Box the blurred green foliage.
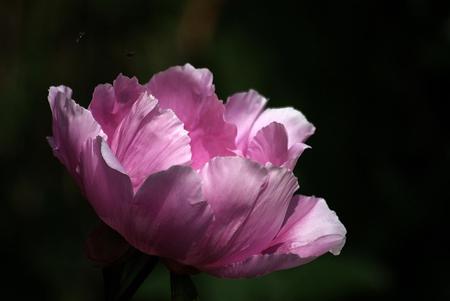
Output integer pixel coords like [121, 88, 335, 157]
[1, 0, 449, 300]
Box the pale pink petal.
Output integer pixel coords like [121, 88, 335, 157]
[89, 74, 145, 138]
[224, 90, 267, 150]
[206, 195, 345, 278]
[108, 93, 191, 189]
[122, 166, 213, 265]
[197, 157, 298, 267]
[283, 143, 310, 170]
[197, 157, 267, 264]
[205, 252, 312, 278]
[48, 86, 105, 180]
[271, 195, 346, 256]
[147, 64, 236, 168]
[246, 122, 289, 167]
[250, 108, 316, 148]
[79, 137, 133, 229]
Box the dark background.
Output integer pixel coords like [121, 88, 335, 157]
[1, 0, 449, 300]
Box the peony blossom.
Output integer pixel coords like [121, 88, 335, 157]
[48, 64, 346, 278]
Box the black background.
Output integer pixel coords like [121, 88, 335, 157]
[1, 0, 449, 300]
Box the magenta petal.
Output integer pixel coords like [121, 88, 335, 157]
[198, 157, 298, 267]
[272, 195, 346, 257]
[250, 108, 316, 148]
[122, 166, 213, 265]
[224, 90, 267, 150]
[147, 64, 236, 168]
[89, 74, 145, 138]
[48, 86, 105, 180]
[79, 137, 133, 228]
[109, 93, 191, 189]
[247, 122, 289, 167]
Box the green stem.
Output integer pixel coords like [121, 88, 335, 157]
[103, 263, 124, 301]
[117, 256, 158, 301]
[170, 272, 199, 301]
[102, 253, 158, 301]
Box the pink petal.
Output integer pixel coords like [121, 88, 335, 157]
[247, 122, 289, 167]
[122, 166, 213, 265]
[206, 252, 312, 278]
[197, 157, 298, 267]
[207, 195, 346, 278]
[147, 64, 236, 168]
[48, 86, 105, 180]
[250, 108, 316, 148]
[197, 157, 267, 264]
[89, 74, 145, 138]
[271, 195, 347, 257]
[283, 143, 310, 170]
[79, 137, 133, 229]
[108, 93, 191, 190]
[224, 90, 267, 151]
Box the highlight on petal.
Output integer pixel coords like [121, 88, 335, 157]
[197, 157, 298, 267]
[48, 85, 105, 179]
[147, 64, 236, 168]
[250, 107, 316, 148]
[79, 136, 133, 228]
[224, 90, 267, 150]
[243, 121, 310, 170]
[108, 93, 191, 189]
[283, 142, 310, 170]
[247, 122, 289, 166]
[197, 157, 268, 265]
[147, 64, 213, 127]
[121, 166, 213, 265]
[272, 195, 347, 256]
[207, 195, 346, 278]
[206, 252, 311, 279]
[89, 74, 146, 138]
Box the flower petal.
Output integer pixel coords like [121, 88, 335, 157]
[197, 157, 267, 264]
[206, 252, 312, 278]
[109, 93, 191, 189]
[224, 90, 267, 150]
[89, 74, 145, 138]
[271, 195, 347, 257]
[283, 142, 310, 170]
[48, 86, 105, 180]
[197, 157, 298, 267]
[250, 108, 316, 148]
[147, 64, 236, 168]
[205, 195, 346, 278]
[122, 166, 213, 265]
[247, 122, 289, 167]
[79, 137, 133, 229]
[206, 195, 346, 278]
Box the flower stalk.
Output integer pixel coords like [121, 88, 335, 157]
[103, 253, 158, 301]
[170, 272, 199, 301]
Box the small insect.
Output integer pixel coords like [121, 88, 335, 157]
[76, 32, 85, 43]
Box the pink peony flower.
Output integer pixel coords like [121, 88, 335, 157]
[48, 64, 346, 278]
